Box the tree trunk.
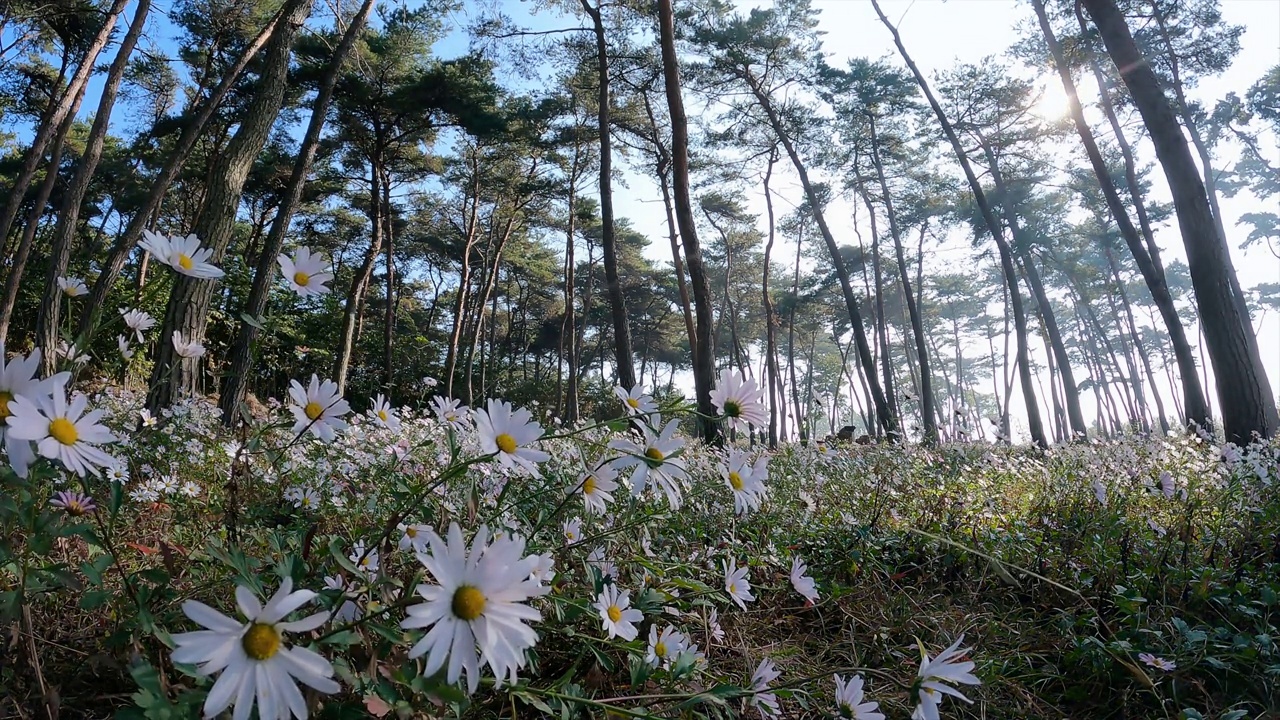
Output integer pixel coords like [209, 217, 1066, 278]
[381, 166, 396, 393]
[658, 0, 718, 442]
[442, 150, 482, 396]
[873, 0, 1045, 446]
[562, 135, 581, 423]
[335, 165, 383, 394]
[1082, 0, 1278, 443]
[1107, 248, 1170, 433]
[76, 9, 284, 342]
[762, 149, 782, 448]
[32, 0, 150, 369]
[219, 0, 375, 422]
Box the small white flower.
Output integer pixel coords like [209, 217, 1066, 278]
[646, 624, 687, 668]
[609, 417, 688, 509]
[595, 584, 643, 640]
[614, 384, 657, 416]
[710, 369, 767, 432]
[401, 523, 548, 693]
[368, 394, 401, 431]
[180, 480, 201, 497]
[834, 673, 884, 719]
[117, 335, 134, 360]
[1138, 652, 1176, 671]
[578, 462, 620, 514]
[140, 230, 225, 279]
[171, 331, 206, 359]
[724, 449, 768, 515]
[119, 308, 156, 341]
[723, 558, 754, 610]
[911, 635, 980, 720]
[6, 378, 116, 477]
[748, 658, 781, 717]
[563, 517, 582, 545]
[57, 276, 88, 297]
[397, 521, 430, 552]
[170, 578, 338, 720]
[278, 247, 334, 297]
[139, 409, 157, 427]
[0, 345, 65, 477]
[1091, 478, 1107, 506]
[1158, 470, 1176, 500]
[349, 540, 379, 576]
[287, 375, 350, 442]
[528, 553, 555, 585]
[423, 376, 439, 388]
[56, 341, 87, 364]
[431, 396, 470, 430]
[475, 399, 549, 477]
[789, 556, 818, 604]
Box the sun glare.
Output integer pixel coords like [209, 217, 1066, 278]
[1034, 79, 1073, 120]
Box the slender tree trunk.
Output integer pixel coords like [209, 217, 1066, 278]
[581, 0, 635, 389]
[562, 138, 581, 423]
[1080, 0, 1275, 442]
[76, 10, 284, 342]
[442, 151, 482, 396]
[658, 0, 718, 441]
[220, 0, 374, 420]
[1107, 248, 1170, 433]
[859, 189, 899, 428]
[874, 0, 1044, 446]
[762, 149, 782, 448]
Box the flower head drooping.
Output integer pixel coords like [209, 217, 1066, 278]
[171, 331, 206, 359]
[723, 558, 754, 610]
[528, 554, 555, 586]
[140, 230, 225, 279]
[0, 345, 66, 477]
[278, 247, 334, 297]
[834, 674, 885, 719]
[368, 394, 401, 431]
[710, 369, 767, 433]
[475, 399, 549, 477]
[609, 417, 688, 509]
[117, 335, 134, 360]
[646, 624, 687, 668]
[724, 449, 768, 515]
[57, 276, 88, 297]
[789, 556, 818, 605]
[287, 375, 350, 443]
[614, 384, 658, 417]
[748, 658, 781, 717]
[57, 341, 87, 365]
[6, 377, 116, 477]
[595, 584, 642, 641]
[562, 517, 582, 545]
[171, 578, 339, 720]
[431, 396, 470, 431]
[120, 308, 156, 342]
[578, 461, 620, 515]
[50, 490, 96, 516]
[401, 523, 548, 694]
[911, 635, 980, 720]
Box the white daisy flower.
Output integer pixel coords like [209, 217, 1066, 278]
[587, 546, 617, 582]
[710, 369, 767, 432]
[171, 331, 205, 359]
[286, 487, 320, 510]
[789, 556, 818, 604]
[707, 608, 725, 642]
[117, 335, 134, 360]
[609, 417, 688, 509]
[528, 554, 555, 586]
[834, 674, 884, 719]
[105, 463, 129, 484]
[578, 462, 620, 515]
[6, 379, 116, 477]
[56, 341, 87, 364]
[57, 276, 88, 297]
[140, 230, 225, 279]
[287, 375, 350, 442]
[563, 517, 582, 545]
[139, 409, 157, 427]
[401, 523, 548, 693]
[724, 449, 768, 515]
[474, 399, 549, 477]
[911, 634, 980, 720]
[748, 658, 781, 717]
[171, 578, 338, 720]
[723, 558, 754, 610]
[0, 345, 65, 477]
[423, 375, 439, 388]
[397, 521, 430, 552]
[180, 480, 201, 497]
[368, 394, 401, 431]
[1138, 652, 1176, 671]
[349, 540, 379, 577]
[646, 624, 687, 668]
[120, 308, 156, 341]
[595, 584, 642, 641]
[614, 384, 657, 416]
[1091, 478, 1107, 506]
[277, 247, 334, 297]
[430, 396, 470, 430]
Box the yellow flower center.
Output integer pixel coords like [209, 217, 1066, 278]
[729, 471, 744, 491]
[626, 397, 640, 409]
[241, 622, 281, 661]
[63, 286, 76, 296]
[0, 391, 12, 419]
[451, 585, 486, 621]
[582, 476, 597, 495]
[304, 401, 324, 420]
[49, 417, 78, 446]
[645, 447, 665, 462]
[293, 271, 311, 287]
[607, 605, 622, 623]
[655, 641, 667, 658]
[405, 526, 417, 538]
[377, 410, 388, 421]
[177, 254, 194, 271]
[495, 433, 517, 454]
[723, 400, 742, 418]
[301, 496, 312, 507]
[65, 499, 89, 516]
